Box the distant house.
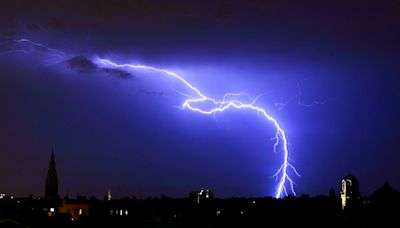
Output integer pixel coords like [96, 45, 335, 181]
[59, 199, 89, 221]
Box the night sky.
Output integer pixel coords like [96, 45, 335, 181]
[0, 0, 399, 198]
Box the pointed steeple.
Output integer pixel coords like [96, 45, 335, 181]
[45, 149, 59, 199]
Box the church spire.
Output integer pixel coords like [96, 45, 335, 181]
[45, 149, 59, 199]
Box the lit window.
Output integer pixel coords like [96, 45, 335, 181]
[347, 180, 352, 187]
[50, 208, 55, 212]
[125, 210, 128, 216]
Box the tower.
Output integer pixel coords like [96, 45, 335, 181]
[45, 150, 59, 199]
[340, 174, 360, 210]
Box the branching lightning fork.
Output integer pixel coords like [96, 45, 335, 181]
[94, 58, 300, 198]
[1, 37, 300, 198]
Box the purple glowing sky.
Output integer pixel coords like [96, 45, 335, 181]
[0, 0, 399, 198]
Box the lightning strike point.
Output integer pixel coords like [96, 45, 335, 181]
[94, 57, 299, 198]
[3, 37, 299, 198]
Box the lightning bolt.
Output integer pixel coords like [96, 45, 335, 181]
[0, 36, 70, 60]
[94, 58, 300, 198]
[1, 37, 300, 198]
[274, 81, 331, 110]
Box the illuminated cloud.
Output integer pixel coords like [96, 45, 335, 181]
[65, 56, 133, 79]
[66, 56, 97, 73]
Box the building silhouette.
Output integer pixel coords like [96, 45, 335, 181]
[45, 150, 59, 200]
[370, 181, 400, 207]
[189, 189, 213, 204]
[340, 174, 360, 210]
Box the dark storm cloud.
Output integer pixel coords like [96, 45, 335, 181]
[66, 56, 97, 73]
[1, 0, 400, 198]
[80, 0, 199, 20]
[46, 19, 65, 29]
[0, 0, 199, 20]
[0, 19, 16, 36]
[238, 0, 275, 9]
[65, 56, 133, 79]
[25, 23, 41, 31]
[215, 6, 236, 22]
[0, 0, 258, 27]
[102, 68, 132, 79]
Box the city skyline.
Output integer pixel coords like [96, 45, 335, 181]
[0, 149, 395, 200]
[1, 0, 400, 198]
